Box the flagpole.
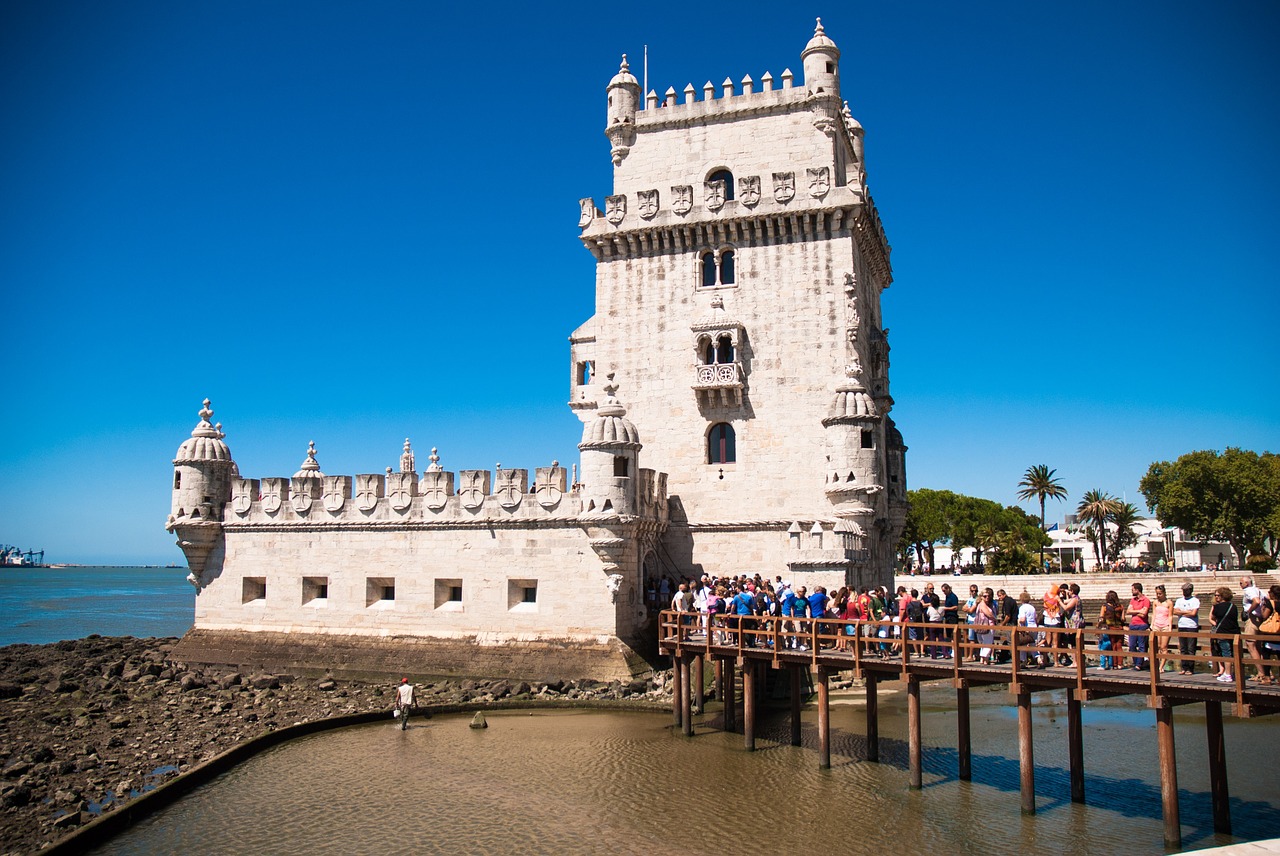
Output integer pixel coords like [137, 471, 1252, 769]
[643, 45, 648, 106]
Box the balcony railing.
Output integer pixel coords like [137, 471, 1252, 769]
[693, 362, 743, 406]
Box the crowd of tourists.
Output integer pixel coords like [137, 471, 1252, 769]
[653, 573, 1280, 682]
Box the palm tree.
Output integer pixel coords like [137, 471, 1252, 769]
[1017, 465, 1068, 569]
[1077, 489, 1120, 570]
[1107, 501, 1143, 564]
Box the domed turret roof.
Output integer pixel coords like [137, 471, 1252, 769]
[175, 399, 233, 463]
[609, 54, 639, 88]
[579, 376, 641, 450]
[803, 18, 839, 57]
[293, 441, 324, 479]
[824, 365, 878, 424]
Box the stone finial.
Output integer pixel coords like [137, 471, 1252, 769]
[602, 372, 619, 400]
[294, 440, 324, 479]
[721, 77, 734, 98]
[664, 86, 676, 107]
[741, 74, 753, 95]
[703, 80, 715, 100]
[646, 89, 658, 109]
[427, 447, 442, 472]
[815, 17, 825, 36]
[191, 398, 219, 438]
[710, 294, 725, 311]
[400, 438, 415, 473]
[683, 83, 695, 104]
[761, 71, 774, 92]
[781, 68, 794, 89]
[619, 54, 629, 73]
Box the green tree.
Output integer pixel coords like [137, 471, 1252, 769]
[1107, 501, 1143, 563]
[1077, 490, 1120, 568]
[1140, 448, 1280, 565]
[1016, 465, 1068, 569]
[902, 488, 961, 570]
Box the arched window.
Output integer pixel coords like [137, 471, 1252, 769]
[703, 339, 717, 365]
[719, 250, 735, 284]
[716, 334, 734, 364]
[701, 252, 717, 288]
[708, 423, 736, 464]
[709, 169, 735, 201]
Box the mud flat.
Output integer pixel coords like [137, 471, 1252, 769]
[0, 636, 668, 855]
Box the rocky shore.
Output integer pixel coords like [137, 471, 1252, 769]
[0, 636, 670, 855]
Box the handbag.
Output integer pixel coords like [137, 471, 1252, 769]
[1260, 603, 1280, 635]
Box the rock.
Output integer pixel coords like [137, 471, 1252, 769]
[179, 675, 206, 692]
[0, 681, 22, 698]
[52, 810, 82, 829]
[3, 784, 32, 807]
[469, 712, 488, 729]
[29, 747, 54, 764]
[107, 716, 130, 730]
[3, 760, 32, 778]
[316, 680, 336, 692]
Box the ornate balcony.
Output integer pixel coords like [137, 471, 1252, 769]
[693, 362, 744, 407]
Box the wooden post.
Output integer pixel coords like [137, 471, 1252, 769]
[790, 666, 803, 747]
[1156, 702, 1181, 849]
[1206, 700, 1231, 835]
[743, 660, 757, 751]
[866, 673, 879, 762]
[907, 677, 922, 789]
[817, 666, 831, 769]
[1017, 689, 1035, 814]
[680, 656, 693, 737]
[1068, 692, 1085, 804]
[956, 683, 971, 781]
[671, 653, 683, 727]
[723, 658, 737, 733]
[714, 658, 723, 710]
[693, 654, 705, 713]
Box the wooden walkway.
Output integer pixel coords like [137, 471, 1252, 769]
[658, 611, 1280, 850]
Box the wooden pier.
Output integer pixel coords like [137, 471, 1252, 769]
[658, 611, 1280, 849]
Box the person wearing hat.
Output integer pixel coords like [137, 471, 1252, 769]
[395, 677, 415, 727]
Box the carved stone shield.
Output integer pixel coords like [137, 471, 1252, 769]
[637, 189, 659, 220]
[738, 175, 761, 207]
[290, 478, 316, 514]
[535, 465, 566, 509]
[495, 468, 527, 509]
[808, 166, 830, 199]
[260, 479, 284, 515]
[458, 470, 490, 510]
[420, 470, 454, 510]
[605, 194, 626, 225]
[704, 180, 725, 212]
[773, 172, 795, 203]
[387, 472, 416, 511]
[231, 479, 256, 515]
[323, 476, 349, 513]
[578, 197, 595, 228]
[671, 185, 692, 215]
[355, 474, 383, 512]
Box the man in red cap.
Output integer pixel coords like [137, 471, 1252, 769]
[395, 677, 415, 728]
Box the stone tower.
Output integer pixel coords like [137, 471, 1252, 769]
[571, 20, 908, 589]
[166, 399, 236, 585]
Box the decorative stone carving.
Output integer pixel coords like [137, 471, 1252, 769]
[807, 166, 830, 198]
[704, 179, 726, 212]
[671, 185, 692, 215]
[355, 474, 384, 512]
[605, 194, 626, 225]
[420, 469, 454, 510]
[322, 476, 351, 512]
[495, 467, 527, 509]
[231, 479, 257, 515]
[738, 175, 760, 207]
[637, 189, 659, 219]
[399, 439, 415, 473]
[773, 172, 795, 203]
[260, 478, 286, 515]
[290, 476, 320, 514]
[578, 198, 596, 227]
[458, 470, 491, 510]
[387, 472, 417, 511]
[535, 462, 566, 508]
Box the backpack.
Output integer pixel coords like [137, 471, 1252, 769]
[906, 599, 924, 622]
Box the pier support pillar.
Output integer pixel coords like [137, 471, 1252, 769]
[1017, 689, 1035, 814]
[866, 674, 879, 762]
[817, 667, 831, 769]
[743, 660, 757, 751]
[1206, 700, 1231, 835]
[790, 666, 803, 747]
[956, 683, 971, 781]
[693, 655, 704, 713]
[1156, 702, 1181, 849]
[714, 658, 723, 708]
[907, 677, 922, 789]
[723, 658, 737, 733]
[1068, 692, 1084, 804]
[679, 656, 693, 737]
[671, 653, 682, 727]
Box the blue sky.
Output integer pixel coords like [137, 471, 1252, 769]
[2, 2, 1276, 564]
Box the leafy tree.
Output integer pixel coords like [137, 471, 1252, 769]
[1140, 448, 1280, 565]
[1077, 490, 1120, 567]
[1016, 465, 1068, 568]
[901, 489, 1046, 572]
[902, 488, 962, 569]
[1106, 501, 1143, 563]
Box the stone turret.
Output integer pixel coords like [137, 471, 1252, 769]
[167, 399, 236, 584]
[801, 18, 841, 97]
[605, 55, 640, 166]
[578, 375, 641, 516]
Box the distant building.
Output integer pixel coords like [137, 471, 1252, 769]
[165, 22, 908, 680]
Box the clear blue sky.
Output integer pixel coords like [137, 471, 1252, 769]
[2, 2, 1276, 564]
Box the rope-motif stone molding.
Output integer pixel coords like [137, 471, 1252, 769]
[683, 519, 848, 532]
[223, 516, 637, 533]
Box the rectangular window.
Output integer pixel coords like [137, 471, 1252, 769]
[366, 577, 396, 608]
[242, 577, 266, 604]
[302, 576, 328, 606]
[173, 472, 181, 490]
[613, 456, 629, 477]
[435, 579, 463, 610]
[861, 430, 874, 449]
[508, 579, 538, 612]
[577, 361, 593, 385]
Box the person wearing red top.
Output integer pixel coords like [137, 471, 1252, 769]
[1127, 582, 1152, 670]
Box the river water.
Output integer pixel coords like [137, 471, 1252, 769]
[90, 685, 1280, 855]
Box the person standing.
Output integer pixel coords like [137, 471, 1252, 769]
[1211, 587, 1240, 682]
[996, 588, 1017, 664]
[1151, 584, 1174, 671]
[395, 677, 415, 728]
[1127, 582, 1152, 670]
[1241, 575, 1264, 681]
[1172, 583, 1201, 675]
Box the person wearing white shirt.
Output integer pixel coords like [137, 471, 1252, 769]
[1172, 583, 1201, 675]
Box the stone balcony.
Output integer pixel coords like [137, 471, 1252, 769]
[692, 362, 744, 407]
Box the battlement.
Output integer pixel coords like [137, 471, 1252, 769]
[636, 68, 807, 123]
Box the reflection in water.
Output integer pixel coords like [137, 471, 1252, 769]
[90, 685, 1280, 855]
